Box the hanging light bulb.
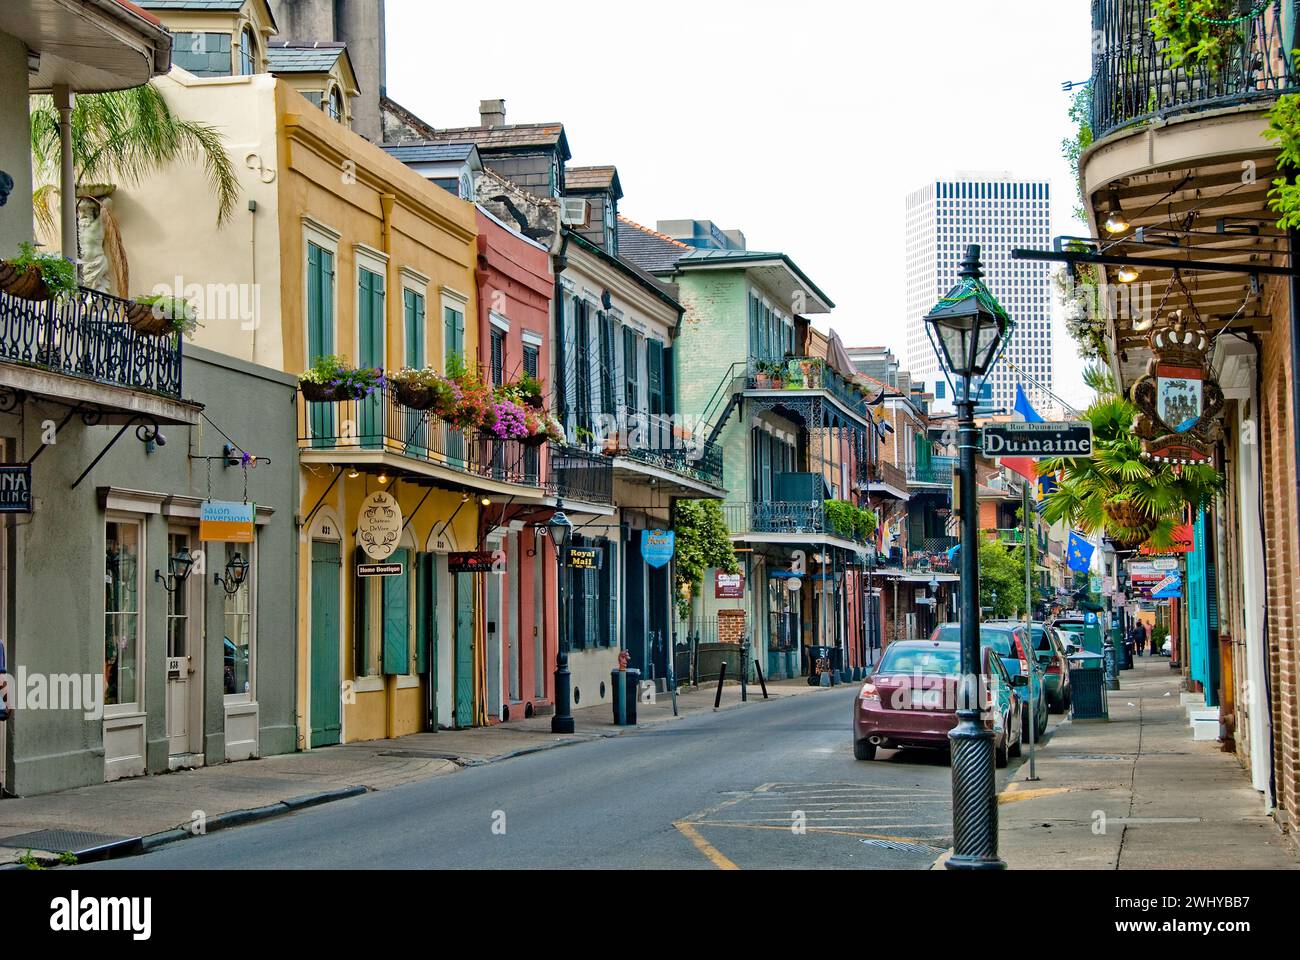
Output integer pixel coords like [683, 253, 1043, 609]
[1102, 189, 1129, 235]
[1117, 264, 1140, 284]
[347, 466, 360, 479]
[481, 496, 492, 507]
[377, 470, 389, 485]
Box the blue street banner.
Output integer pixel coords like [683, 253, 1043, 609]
[1068, 531, 1095, 573]
[641, 529, 675, 569]
[1152, 572, 1183, 599]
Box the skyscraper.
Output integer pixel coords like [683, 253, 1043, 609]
[904, 173, 1054, 414]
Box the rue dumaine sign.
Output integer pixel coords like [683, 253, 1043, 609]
[981, 422, 1093, 458]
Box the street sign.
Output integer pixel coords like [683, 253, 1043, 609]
[981, 421, 1093, 458]
[0, 464, 32, 514]
[358, 563, 403, 578]
[566, 546, 603, 570]
[448, 551, 496, 574]
[200, 500, 255, 543]
[641, 529, 675, 569]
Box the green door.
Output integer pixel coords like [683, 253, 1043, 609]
[454, 573, 475, 728]
[417, 554, 437, 729]
[310, 541, 342, 747]
[358, 267, 385, 449]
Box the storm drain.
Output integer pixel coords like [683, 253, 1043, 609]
[377, 749, 465, 761]
[0, 829, 131, 854]
[859, 838, 944, 854]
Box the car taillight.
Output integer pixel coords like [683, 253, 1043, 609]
[1019, 659, 1029, 676]
[859, 682, 880, 702]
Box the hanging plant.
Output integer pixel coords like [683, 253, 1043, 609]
[1264, 89, 1300, 228]
[299, 354, 385, 402]
[1038, 366, 1222, 550]
[127, 294, 200, 339]
[1149, 0, 1261, 75]
[672, 500, 740, 620]
[0, 242, 77, 303]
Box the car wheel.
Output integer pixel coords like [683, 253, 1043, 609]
[853, 739, 877, 761]
[996, 734, 1009, 768]
[1009, 729, 1022, 758]
[1037, 701, 1049, 737]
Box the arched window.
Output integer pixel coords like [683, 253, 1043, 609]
[239, 25, 257, 75]
[328, 86, 344, 123]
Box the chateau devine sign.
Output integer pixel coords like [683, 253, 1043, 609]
[357, 492, 402, 560]
[981, 422, 1093, 458]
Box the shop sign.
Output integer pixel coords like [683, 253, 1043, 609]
[357, 492, 402, 560]
[715, 572, 745, 598]
[200, 500, 255, 543]
[1152, 573, 1183, 600]
[566, 546, 603, 570]
[358, 563, 403, 578]
[1139, 524, 1194, 555]
[448, 551, 496, 574]
[0, 465, 32, 513]
[1130, 312, 1223, 465]
[641, 529, 675, 569]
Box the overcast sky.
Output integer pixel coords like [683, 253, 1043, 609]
[386, 0, 1094, 407]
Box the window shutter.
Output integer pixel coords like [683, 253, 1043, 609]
[647, 339, 664, 415]
[662, 345, 674, 417]
[405, 290, 425, 369]
[554, 297, 568, 421]
[490, 330, 504, 387]
[382, 548, 410, 675]
[416, 553, 432, 675]
[598, 312, 615, 416]
[354, 547, 370, 677]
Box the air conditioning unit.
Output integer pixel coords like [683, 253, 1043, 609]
[560, 197, 590, 227]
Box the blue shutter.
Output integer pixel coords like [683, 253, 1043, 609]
[354, 547, 370, 677]
[382, 548, 410, 675]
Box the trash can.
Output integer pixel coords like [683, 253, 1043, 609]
[625, 668, 641, 725]
[610, 669, 627, 726]
[806, 645, 832, 686]
[1068, 651, 1108, 721]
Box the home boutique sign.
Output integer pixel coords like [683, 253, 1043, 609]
[981, 422, 1092, 458]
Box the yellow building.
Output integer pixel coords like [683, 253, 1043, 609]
[106, 1, 597, 746]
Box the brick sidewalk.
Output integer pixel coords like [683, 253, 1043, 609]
[995, 656, 1298, 869]
[0, 674, 825, 866]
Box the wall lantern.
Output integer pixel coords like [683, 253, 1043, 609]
[214, 552, 251, 596]
[155, 551, 195, 593]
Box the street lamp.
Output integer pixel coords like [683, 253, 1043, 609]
[213, 551, 250, 596]
[924, 243, 1012, 871]
[542, 508, 575, 734]
[154, 550, 195, 593]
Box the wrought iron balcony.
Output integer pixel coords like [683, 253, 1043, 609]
[860, 459, 908, 492]
[1090, 0, 1299, 142]
[746, 356, 869, 418]
[906, 456, 956, 487]
[619, 440, 725, 490]
[0, 285, 184, 399]
[722, 500, 866, 543]
[297, 389, 612, 504]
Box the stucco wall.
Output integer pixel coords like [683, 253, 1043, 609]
[0, 33, 34, 258]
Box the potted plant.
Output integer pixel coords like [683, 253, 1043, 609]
[299, 354, 385, 402]
[801, 358, 824, 389]
[0, 242, 77, 302]
[482, 396, 529, 441]
[447, 363, 493, 432]
[515, 372, 545, 409]
[389, 368, 437, 410]
[522, 411, 564, 447]
[754, 360, 775, 389]
[783, 358, 804, 389]
[126, 294, 199, 338]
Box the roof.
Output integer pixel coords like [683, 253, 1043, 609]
[676, 248, 835, 310]
[266, 41, 347, 74]
[381, 141, 478, 164]
[617, 216, 690, 274]
[563, 231, 684, 317]
[137, 1, 247, 10]
[418, 123, 571, 161]
[566, 165, 622, 198]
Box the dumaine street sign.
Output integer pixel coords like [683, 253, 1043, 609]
[981, 422, 1093, 458]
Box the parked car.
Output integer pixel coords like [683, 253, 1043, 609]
[1028, 621, 1073, 714]
[853, 639, 1023, 767]
[930, 622, 1048, 740]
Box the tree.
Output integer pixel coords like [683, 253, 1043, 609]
[978, 537, 1026, 619]
[29, 84, 239, 294]
[672, 500, 740, 620]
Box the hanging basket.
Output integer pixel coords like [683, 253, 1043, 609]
[126, 302, 176, 337]
[300, 380, 340, 403]
[522, 394, 545, 410]
[1103, 500, 1155, 548]
[521, 432, 549, 448]
[0, 262, 52, 301]
[393, 381, 435, 410]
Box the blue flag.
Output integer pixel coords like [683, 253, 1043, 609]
[1014, 384, 1044, 423]
[1067, 531, 1095, 573]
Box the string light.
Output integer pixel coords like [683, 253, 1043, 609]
[1186, 1, 1268, 27]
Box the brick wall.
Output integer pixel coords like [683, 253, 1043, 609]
[718, 609, 746, 644]
[1259, 274, 1300, 833]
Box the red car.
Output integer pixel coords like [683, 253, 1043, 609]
[854, 639, 1024, 766]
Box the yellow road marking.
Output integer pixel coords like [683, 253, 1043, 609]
[674, 821, 741, 870]
[998, 786, 1070, 805]
[688, 821, 943, 845]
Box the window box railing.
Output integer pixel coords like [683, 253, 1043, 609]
[861, 460, 908, 491]
[1090, 0, 1299, 142]
[0, 285, 184, 398]
[549, 443, 614, 505]
[906, 456, 956, 486]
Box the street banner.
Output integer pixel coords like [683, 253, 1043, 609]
[641, 529, 675, 569]
[200, 500, 255, 543]
[1152, 572, 1183, 599]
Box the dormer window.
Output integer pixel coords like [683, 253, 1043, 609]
[328, 86, 344, 122]
[239, 24, 257, 75]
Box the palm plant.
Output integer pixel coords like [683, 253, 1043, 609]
[29, 84, 239, 293]
[1038, 366, 1222, 550]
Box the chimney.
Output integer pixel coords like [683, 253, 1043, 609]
[480, 99, 506, 128]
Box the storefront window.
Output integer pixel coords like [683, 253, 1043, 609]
[224, 542, 253, 696]
[104, 521, 141, 707]
[166, 531, 191, 659]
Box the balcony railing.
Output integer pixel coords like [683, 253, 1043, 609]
[861, 460, 908, 491]
[722, 500, 867, 542]
[1091, 0, 1299, 141]
[0, 285, 184, 399]
[297, 389, 612, 504]
[746, 356, 868, 418]
[906, 456, 956, 486]
[621, 441, 725, 489]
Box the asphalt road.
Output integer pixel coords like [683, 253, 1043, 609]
[86, 686, 984, 870]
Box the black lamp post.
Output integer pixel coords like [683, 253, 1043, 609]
[544, 508, 575, 734]
[923, 243, 1012, 871]
[155, 550, 195, 593]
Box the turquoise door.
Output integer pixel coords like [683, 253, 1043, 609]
[310, 541, 342, 747]
[382, 548, 410, 675]
[358, 267, 385, 448]
[454, 573, 475, 728]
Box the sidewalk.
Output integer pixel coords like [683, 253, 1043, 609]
[0, 673, 825, 866]
[996, 656, 1298, 869]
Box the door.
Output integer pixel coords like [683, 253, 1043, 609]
[417, 553, 437, 730]
[310, 540, 342, 747]
[486, 537, 503, 720]
[165, 530, 201, 758]
[506, 532, 521, 704]
[453, 573, 475, 728]
[624, 535, 646, 673]
[648, 562, 670, 682]
[358, 267, 385, 448]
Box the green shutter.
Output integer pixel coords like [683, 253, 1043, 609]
[382, 548, 410, 675]
[307, 243, 335, 362]
[354, 547, 370, 677]
[416, 554, 434, 674]
[405, 290, 425, 369]
[647, 339, 664, 415]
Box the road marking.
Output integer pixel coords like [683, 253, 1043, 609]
[998, 787, 1070, 805]
[693, 821, 945, 845]
[674, 821, 740, 870]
